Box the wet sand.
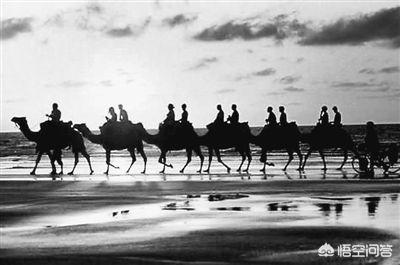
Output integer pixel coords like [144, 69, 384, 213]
[1, 177, 399, 265]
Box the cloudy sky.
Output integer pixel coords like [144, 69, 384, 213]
[1, 0, 399, 131]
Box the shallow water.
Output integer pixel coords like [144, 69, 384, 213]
[3, 193, 399, 237]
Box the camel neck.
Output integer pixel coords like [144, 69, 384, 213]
[84, 129, 103, 144]
[141, 128, 160, 146]
[19, 122, 39, 142]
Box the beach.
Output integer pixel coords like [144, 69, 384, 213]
[0, 179, 399, 265]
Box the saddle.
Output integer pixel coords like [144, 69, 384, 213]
[40, 120, 72, 136]
[159, 121, 194, 138]
[100, 121, 135, 136]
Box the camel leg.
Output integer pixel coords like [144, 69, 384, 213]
[260, 149, 267, 173]
[68, 152, 79, 175]
[302, 148, 313, 170]
[48, 151, 57, 173]
[31, 152, 46, 175]
[337, 148, 348, 170]
[47, 151, 57, 175]
[296, 147, 303, 171]
[54, 149, 63, 175]
[137, 145, 147, 174]
[244, 146, 252, 172]
[159, 154, 166, 174]
[215, 149, 231, 173]
[81, 150, 94, 175]
[158, 151, 173, 174]
[204, 147, 213, 173]
[237, 150, 246, 172]
[105, 150, 111, 175]
[319, 149, 327, 171]
[194, 146, 204, 173]
[126, 148, 136, 173]
[283, 149, 294, 171]
[180, 148, 192, 173]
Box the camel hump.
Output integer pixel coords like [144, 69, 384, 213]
[100, 121, 136, 135]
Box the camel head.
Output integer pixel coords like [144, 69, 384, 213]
[11, 117, 27, 127]
[73, 123, 90, 136]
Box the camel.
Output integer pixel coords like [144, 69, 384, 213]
[301, 125, 358, 170]
[11, 117, 93, 175]
[73, 122, 147, 174]
[200, 123, 252, 173]
[140, 123, 204, 173]
[251, 123, 303, 172]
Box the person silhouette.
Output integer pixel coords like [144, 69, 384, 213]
[118, 104, 129, 122]
[164, 103, 175, 125]
[46, 103, 61, 122]
[318, 106, 329, 126]
[227, 104, 239, 124]
[279, 106, 287, 126]
[214, 104, 224, 125]
[266, 106, 277, 126]
[365, 121, 380, 169]
[331, 106, 341, 127]
[179, 104, 188, 124]
[106, 107, 117, 122]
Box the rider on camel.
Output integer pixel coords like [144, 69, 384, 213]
[279, 106, 288, 127]
[318, 106, 329, 126]
[118, 104, 129, 122]
[106, 107, 117, 123]
[331, 106, 342, 127]
[266, 106, 277, 127]
[179, 104, 189, 124]
[227, 104, 239, 124]
[46, 103, 61, 123]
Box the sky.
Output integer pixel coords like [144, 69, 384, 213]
[1, 0, 399, 132]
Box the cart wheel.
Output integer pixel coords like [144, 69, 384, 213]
[351, 156, 370, 174]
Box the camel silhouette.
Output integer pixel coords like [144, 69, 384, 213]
[73, 122, 147, 175]
[301, 125, 358, 170]
[251, 123, 303, 172]
[11, 117, 93, 175]
[140, 123, 204, 173]
[200, 123, 252, 173]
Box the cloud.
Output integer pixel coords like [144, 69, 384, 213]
[162, 14, 197, 27]
[253, 68, 276, 76]
[359, 66, 399, 74]
[236, 67, 277, 81]
[105, 17, 151, 38]
[284, 86, 304, 92]
[235, 67, 277, 81]
[332, 81, 390, 92]
[332, 81, 376, 88]
[193, 14, 309, 41]
[279, 75, 301, 84]
[106, 26, 133, 37]
[379, 66, 399, 74]
[300, 7, 400, 46]
[188, 57, 218, 70]
[1, 17, 33, 40]
[216, 88, 235, 94]
[359, 68, 375, 74]
[86, 3, 103, 14]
